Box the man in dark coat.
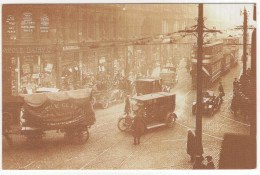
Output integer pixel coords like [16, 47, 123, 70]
[124, 95, 131, 115]
[132, 108, 146, 145]
[218, 81, 225, 101]
[187, 130, 196, 162]
[205, 156, 215, 169]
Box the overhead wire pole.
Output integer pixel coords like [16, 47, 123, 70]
[178, 4, 221, 156]
[243, 8, 248, 75]
[196, 3, 204, 156]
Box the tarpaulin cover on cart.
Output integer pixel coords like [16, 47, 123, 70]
[20, 88, 95, 128]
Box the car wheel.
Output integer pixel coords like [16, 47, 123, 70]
[117, 118, 131, 132]
[165, 113, 174, 128]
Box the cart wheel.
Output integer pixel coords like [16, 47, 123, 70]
[26, 132, 43, 145]
[3, 112, 13, 127]
[74, 129, 89, 145]
[165, 113, 175, 128]
[102, 97, 109, 109]
[117, 118, 131, 132]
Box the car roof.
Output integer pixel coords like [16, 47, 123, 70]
[132, 92, 175, 101]
[36, 88, 60, 92]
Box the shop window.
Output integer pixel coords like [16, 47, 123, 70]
[5, 15, 17, 40]
[20, 12, 36, 39]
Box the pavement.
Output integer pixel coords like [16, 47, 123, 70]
[2, 57, 250, 170]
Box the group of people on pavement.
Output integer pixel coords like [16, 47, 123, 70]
[187, 130, 215, 169]
[231, 68, 252, 119]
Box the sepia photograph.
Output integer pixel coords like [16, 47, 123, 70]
[1, 0, 258, 173]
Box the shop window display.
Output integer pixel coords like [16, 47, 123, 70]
[20, 55, 56, 94]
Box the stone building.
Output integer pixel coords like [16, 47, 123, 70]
[2, 4, 197, 96]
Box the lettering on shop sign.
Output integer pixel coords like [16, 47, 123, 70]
[3, 46, 54, 54]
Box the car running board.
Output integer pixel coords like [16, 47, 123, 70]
[147, 123, 167, 129]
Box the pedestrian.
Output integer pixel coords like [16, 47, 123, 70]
[132, 106, 146, 145]
[187, 130, 196, 162]
[124, 95, 131, 115]
[193, 155, 206, 169]
[233, 78, 239, 92]
[231, 94, 239, 117]
[205, 156, 215, 169]
[218, 81, 225, 101]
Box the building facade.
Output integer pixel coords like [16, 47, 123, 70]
[2, 4, 197, 96]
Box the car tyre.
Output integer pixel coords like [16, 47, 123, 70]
[118, 118, 131, 132]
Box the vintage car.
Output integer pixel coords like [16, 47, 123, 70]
[160, 66, 178, 90]
[192, 90, 222, 116]
[135, 78, 163, 96]
[117, 92, 178, 132]
[18, 88, 96, 144]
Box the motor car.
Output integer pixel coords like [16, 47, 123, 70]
[192, 90, 222, 116]
[117, 92, 178, 131]
[160, 66, 178, 91]
[135, 78, 162, 96]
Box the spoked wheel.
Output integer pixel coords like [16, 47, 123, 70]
[26, 132, 43, 146]
[74, 129, 89, 145]
[3, 112, 13, 128]
[165, 112, 177, 128]
[117, 118, 131, 132]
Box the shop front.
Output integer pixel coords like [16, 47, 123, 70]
[3, 44, 57, 95]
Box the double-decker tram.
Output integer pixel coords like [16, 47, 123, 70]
[191, 41, 224, 89]
[191, 35, 240, 89]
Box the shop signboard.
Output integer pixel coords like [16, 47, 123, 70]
[3, 45, 55, 54]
